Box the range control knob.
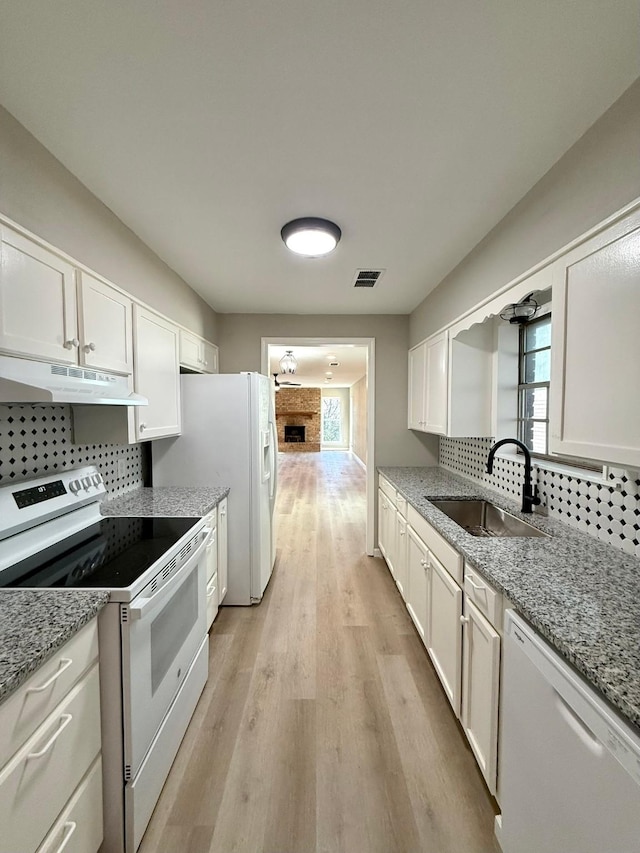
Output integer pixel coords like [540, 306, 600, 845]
[92, 473, 103, 486]
[68, 480, 81, 495]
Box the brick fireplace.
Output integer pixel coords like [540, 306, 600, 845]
[275, 388, 321, 452]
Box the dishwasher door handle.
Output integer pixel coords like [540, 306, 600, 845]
[554, 690, 604, 757]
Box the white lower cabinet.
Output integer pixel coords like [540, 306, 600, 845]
[394, 513, 408, 599]
[205, 511, 219, 629]
[217, 497, 228, 604]
[461, 599, 501, 796]
[406, 526, 429, 642]
[377, 488, 396, 578]
[0, 619, 102, 853]
[426, 553, 463, 717]
[377, 480, 506, 799]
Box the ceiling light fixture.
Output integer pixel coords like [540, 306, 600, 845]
[279, 350, 297, 374]
[281, 218, 341, 257]
[499, 292, 539, 325]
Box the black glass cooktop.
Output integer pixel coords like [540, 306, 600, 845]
[0, 516, 200, 590]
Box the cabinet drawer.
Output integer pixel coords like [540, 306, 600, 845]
[379, 475, 395, 501]
[0, 619, 98, 769]
[408, 505, 463, 585]
[395, 494, 408, 518]
[37, 757, 103, 853]
[464, 564, 502, 630]
[0, 664, 101, 853]
[206, 572, 219, 630]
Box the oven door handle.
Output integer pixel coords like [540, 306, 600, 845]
[128, 529, 210, 621]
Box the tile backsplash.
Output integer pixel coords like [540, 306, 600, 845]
[440, 437, 640, 559]
[0, 405, 145, 497]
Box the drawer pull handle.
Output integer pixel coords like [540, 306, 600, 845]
[28, 714, 73, 760]
[207, 586, 217, 599]
[26, 658, 73, 693]
[466, 577, 486, 592]
[55, 821, 77, 853]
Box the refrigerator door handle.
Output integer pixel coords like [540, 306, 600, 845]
[269, 417, 278, 507]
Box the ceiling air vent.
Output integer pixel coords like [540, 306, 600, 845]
[353, 269, 385, 288]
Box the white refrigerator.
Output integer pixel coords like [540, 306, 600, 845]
[152, 372, 277, 605]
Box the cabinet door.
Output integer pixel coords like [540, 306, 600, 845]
[0, 225, 77, 363]
[426, 552, 462, 716]
[406, 526, 429, 643]
[408, 342, 427, 430]
[461, 599, 500, 795]
[550, 215, 640, 467]
[217, 498, 228, 603]
[78, 271, 133, 374]
[202, 340, 218, 374]
[378, 490, 396, 577]
[424, 330, 449, 435]
[395, 513, 408, 600]
[134, 306, 181, 441]
[179, 329, 202, 371]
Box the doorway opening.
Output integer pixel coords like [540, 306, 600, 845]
[261, 337, 375, 555]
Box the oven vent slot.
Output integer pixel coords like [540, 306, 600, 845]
[124, 765, 132, 782]
[162, 558, 177, 579]
[180, 538, 194, 560]
[150, 578, 158, 594]
[120, 606, 129, 623]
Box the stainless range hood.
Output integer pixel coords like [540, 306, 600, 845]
[0, 355, 147, 405]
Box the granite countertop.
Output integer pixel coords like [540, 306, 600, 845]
[0, 590, 110, 705]
[378, 466, 640, 731]
[101, 485, 229, 517]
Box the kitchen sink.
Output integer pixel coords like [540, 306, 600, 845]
[429, 499, 550, 538]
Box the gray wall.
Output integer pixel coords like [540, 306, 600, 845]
[410, 78, 640, 343]
[218, 313, 438, 467]
[0, 106, 218, 342]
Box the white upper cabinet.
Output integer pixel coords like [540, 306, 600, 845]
[77, 271, 133, 374]
[0, 224, 77, 364]
[408, 325, 492, 438]
[550, 208, 640, 467]
[0, 225, 134, 375]
[134, 306, 181, 441]
[179, 329, 218, 374]
[408, 341, 427, 430]
[424, 330, 449, 435]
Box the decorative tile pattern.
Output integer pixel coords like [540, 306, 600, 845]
[0, 404, 145, 497]
[440, 437, 640, 558]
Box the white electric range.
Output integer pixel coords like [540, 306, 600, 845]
[0, 466, 211, 853]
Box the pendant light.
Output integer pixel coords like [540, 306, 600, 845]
[281, 218, 341, 257]
[279, 350, 297, 374]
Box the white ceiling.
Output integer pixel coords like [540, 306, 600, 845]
[0, 2, 638, 315]
[269, 345, 367, 388]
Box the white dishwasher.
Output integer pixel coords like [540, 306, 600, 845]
[498, 610, 640, 853]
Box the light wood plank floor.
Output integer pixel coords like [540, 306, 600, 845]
[139, 452, 500, 853]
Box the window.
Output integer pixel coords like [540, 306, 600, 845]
[322, 396, 342, 444]
[518, 313, 551, 454]
[517, 312, 600, 471]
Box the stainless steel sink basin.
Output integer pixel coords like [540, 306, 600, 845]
[430, 499, 549, 538]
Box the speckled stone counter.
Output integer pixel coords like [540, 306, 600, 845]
[378, 466, 640, 731]
[0, 590, 109, 705]
[101, 485, 229, 518]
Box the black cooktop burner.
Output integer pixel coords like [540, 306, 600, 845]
[0, 516, 201, 590]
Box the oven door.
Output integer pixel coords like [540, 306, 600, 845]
[121, 528, 209, 779]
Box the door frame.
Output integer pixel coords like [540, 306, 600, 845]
[261, 336, 376, 556]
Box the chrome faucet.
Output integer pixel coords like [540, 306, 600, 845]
[486, 438, 541, 514]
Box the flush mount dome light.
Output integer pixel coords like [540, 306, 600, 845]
[281, 217, 341, 257]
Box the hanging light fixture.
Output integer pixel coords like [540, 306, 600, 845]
[499, 292, 539, 325]
[279, 350, 297, 374]
[281, 217, 341, 257]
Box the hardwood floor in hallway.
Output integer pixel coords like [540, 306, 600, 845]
[139, 451, 500, 853]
